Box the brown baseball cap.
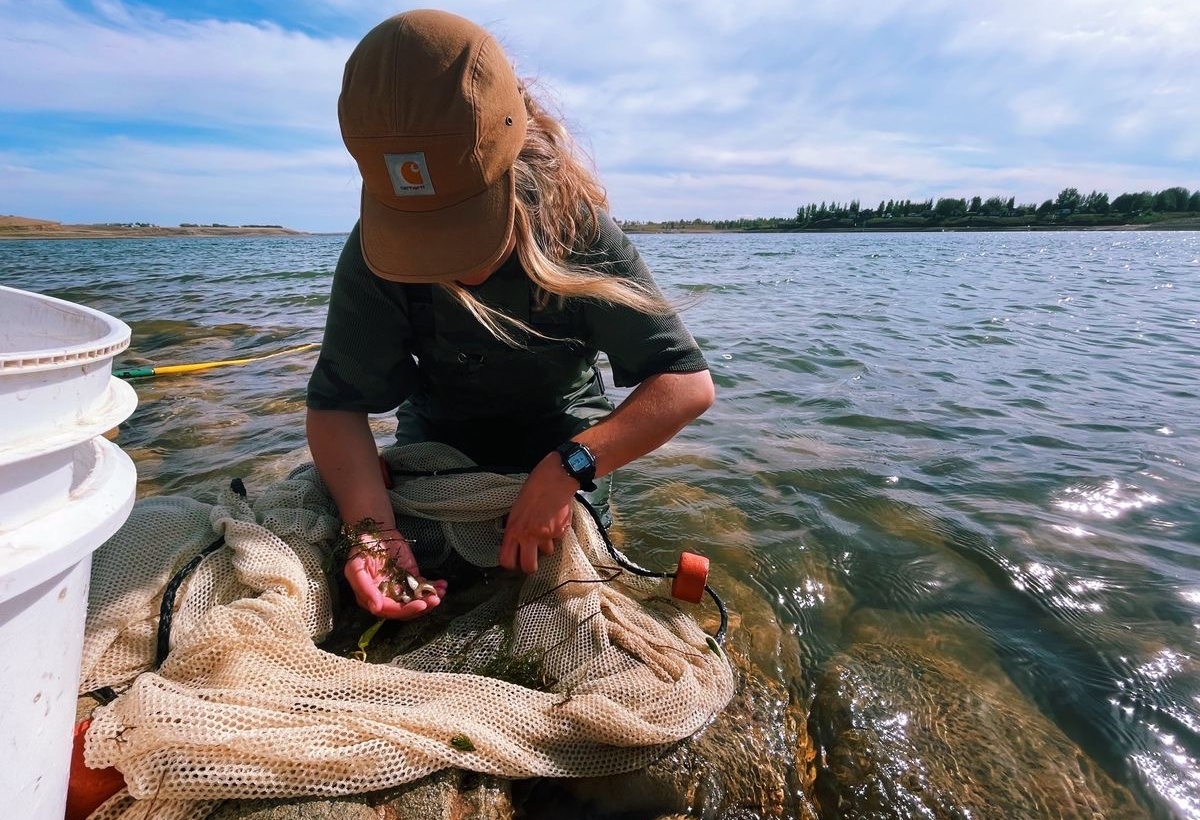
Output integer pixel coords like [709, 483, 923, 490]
[338, 10, 527, 282]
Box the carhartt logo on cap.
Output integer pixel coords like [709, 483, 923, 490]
[384, 153, 435, 197]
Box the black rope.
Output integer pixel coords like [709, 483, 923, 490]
[154, 478, 247, 667]
[81, 686, 119, 705]
[575, 491, 729, 645]
[155, 536, 225, 668]
[389, 464, 526, 478]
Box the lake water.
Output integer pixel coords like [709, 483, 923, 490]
[2, 229, 1197, 818]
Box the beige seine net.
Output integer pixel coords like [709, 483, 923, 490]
[79, 442, 734, 820]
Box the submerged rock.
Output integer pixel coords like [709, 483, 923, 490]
[544, 621, 820, 819]
[85, 468, 1158, 820]
[532, 480, 828, 819]
[180, 626, 812, 820]
[811, 610, 1151, 820]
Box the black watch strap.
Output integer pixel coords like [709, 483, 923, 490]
[555, 440, 597, 492]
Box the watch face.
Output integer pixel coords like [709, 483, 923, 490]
[566, 449, 593, 472]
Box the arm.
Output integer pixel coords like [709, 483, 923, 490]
[307, 408, 447, 618]
[498, 369, 715, 573]
[306, 408, 395, 531]
[306, 228, 443, 619]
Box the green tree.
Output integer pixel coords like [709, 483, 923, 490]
[933, 197, 967, 218]
[1082, 190, 1109, 214]
[1111, 191, 1152, 214]
[1155, 187, 1190, 212]
[981, 196, 1007, 216]
[1055, 187, 1082, 211]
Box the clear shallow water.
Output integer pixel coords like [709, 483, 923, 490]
[3, 230, 1197, 818]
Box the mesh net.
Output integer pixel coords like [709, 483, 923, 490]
[80, 442, 734, 820]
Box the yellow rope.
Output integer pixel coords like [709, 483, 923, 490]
[114, 342, 319, 379]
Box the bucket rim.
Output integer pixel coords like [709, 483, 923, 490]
[0, 285, 131, 373]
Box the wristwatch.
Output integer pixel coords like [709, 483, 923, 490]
[555, 440, 597, 492]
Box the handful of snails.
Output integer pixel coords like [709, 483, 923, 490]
[379, 569, 439, 604]
[340, 521, 440, 604]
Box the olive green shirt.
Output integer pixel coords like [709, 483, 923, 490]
[307, 211, 707, 427]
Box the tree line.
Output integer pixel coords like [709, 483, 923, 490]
[622, 186, 1200, 232]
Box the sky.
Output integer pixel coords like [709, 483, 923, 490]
[1, 0, 1197, 232]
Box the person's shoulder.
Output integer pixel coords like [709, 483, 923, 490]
[591, 208, 624, 241]
[573, 208, 638, 261]
[336, 221, 367, 270]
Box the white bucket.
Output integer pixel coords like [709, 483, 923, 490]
[0, 286, 138, 820]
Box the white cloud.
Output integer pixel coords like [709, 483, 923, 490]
[0, 0, 348, 132]
[943, 1, 1200, 62]
[1008, 91, 1083, 136]
[1, 0, 1196, 228]
[936, 1, 1200, 162]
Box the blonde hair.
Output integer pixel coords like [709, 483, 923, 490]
[441, 81, 671, 346]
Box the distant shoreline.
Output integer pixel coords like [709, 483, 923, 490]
[0, 216, 307, 240]
[4, 215, 1197, 241]
[622, 218, 1200, 234]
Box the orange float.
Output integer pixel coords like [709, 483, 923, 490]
[670, 551, 710, 604]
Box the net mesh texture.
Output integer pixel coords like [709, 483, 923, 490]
[79, 442, 734, 819]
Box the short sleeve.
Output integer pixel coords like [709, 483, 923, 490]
[305, 224, 420, 412]
[580, 213, 709, 387]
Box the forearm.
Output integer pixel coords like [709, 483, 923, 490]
[498, 370, 712, 573]
[306, 407, 396, 531]
[561, 369, 715, 479]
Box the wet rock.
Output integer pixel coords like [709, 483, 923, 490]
[208, 796, 377, 820]
[90, 478, 828, 820]
[206, 769, 514, 820]
[197, 575, 817, 820]
[541, 650, 820, 819]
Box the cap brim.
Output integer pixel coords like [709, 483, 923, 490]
[359, 169, 516, 283]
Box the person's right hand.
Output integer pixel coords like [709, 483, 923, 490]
[344, 531, 448, 619]
[498, 452, 577, 575]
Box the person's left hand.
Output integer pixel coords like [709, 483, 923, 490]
[498, 453, 577, 574]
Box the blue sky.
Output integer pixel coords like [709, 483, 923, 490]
[2, 0, 1197, 232]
